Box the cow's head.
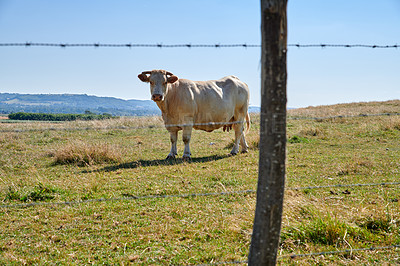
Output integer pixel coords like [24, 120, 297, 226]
[138, 70, 178, 102]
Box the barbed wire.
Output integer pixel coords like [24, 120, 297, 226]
[164, 120, 244, 128]
[280, 244, 400, 259]
[0, 42, 399, 49]
[193, 260, 247, 265]
[0, 43, 260, 48]
[0, 120, 244, 133]
[289, 44, 399, 49]
[0, 189, 256, 209]
[287, 181, 400, 191]
[288, 112, 400, 121]
[0, 124, 156, 133]
[1, 181, 399, 209]
[2, 112, 399, 133]
[197, 244, 400, 265]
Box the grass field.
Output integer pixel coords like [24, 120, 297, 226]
[0, 100, 399, 265]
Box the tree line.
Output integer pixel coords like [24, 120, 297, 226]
[8, 112, 115, 121]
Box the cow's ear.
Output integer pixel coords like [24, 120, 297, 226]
[167, 75, 178, 83]
[138, 73, 150, 82]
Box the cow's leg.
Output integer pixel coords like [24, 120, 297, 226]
[166, 130, 178, 159]
[182, 126, 192, 160]
[240, 134, 249, 153]
[240, 112, 250, 153]
[230, 121, 244, 155]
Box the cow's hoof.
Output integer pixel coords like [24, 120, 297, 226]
[166, 154, 176, 160]
[182, 155, 191, 161]
[241, 150, 249, 154]
[229, 152, 238, 156]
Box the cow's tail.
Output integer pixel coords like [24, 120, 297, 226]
[245, 113, 251, 134]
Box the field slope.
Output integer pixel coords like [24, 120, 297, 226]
[0, 100, 399, 264]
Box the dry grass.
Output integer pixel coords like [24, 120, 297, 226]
[380, 116, 400, 131]
[0, 115, 164, 132]
[50, 141, 123, 166]
[289, 99, 400, 118]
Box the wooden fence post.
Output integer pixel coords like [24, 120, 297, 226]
[248, 0, 288, 265]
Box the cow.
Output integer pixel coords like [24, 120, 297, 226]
[138, 69, 250, 160]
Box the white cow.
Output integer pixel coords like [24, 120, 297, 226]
[138, 69, 250, 160]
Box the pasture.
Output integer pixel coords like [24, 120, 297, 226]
[0, 100, 399, 265]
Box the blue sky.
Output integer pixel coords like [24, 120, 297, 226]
[0, 0, 399, 108]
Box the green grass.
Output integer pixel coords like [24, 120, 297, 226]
[0, 101, 400, 264]
[5, 183, 57, 202]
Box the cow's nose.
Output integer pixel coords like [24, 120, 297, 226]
[152, 94, 163, 102]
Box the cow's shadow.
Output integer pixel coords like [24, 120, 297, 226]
[93, 154, 230, 173]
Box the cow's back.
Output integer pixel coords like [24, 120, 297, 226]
[216, 76, 249, 110]
[181, 76, 248, 129]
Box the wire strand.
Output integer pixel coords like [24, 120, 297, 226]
[2, 112, 399, 133]
[0, 42, 399, 49]
[1, 181, 399, 209]
[280, 245, 400, 259]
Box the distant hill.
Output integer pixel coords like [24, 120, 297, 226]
[0, 93, 161, 116]
[0, 93, 263, 116]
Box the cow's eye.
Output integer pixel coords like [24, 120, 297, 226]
[150, 81, 154, 85]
